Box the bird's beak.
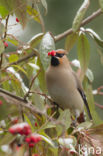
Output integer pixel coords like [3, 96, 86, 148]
[48, 50, 56, 56]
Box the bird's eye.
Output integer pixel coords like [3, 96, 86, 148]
[55, 53, 64, 58]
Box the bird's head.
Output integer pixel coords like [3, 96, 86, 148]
[48, 49, 68, 67]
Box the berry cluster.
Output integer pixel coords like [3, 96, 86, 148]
[9, 122, 31, 135]
[25, 133, 42, 147]
[9, 122, 42, 148]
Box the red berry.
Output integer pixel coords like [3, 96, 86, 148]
[16, 18, 19, 22]
[32, 154, 40, 156]
[48, 50, 56, 56]
[4, 42, 8, 48]
[29, 143, 35, 148]
[9, 127, 15, 134]
[0, 100, 2, 105]
[30, 134, 41, 143]
[25, 137, 31, 143]
[35, 122, 38, 127]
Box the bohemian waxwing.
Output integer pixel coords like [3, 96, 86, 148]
[45, 49, 92, 123]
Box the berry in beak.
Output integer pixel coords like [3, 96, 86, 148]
[48, 50, 56, 56]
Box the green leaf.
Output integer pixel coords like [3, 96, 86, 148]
[76, 121, 93, 131]
[72, 0, 90, 32]
[83, 78, 102, 125]
[86, 28, 103, 48]
[99, 0, 103, 12]
[65, 33, 78, 52]
[27, 5, 41, 23]
[7, 36, 19, 46]
[8, 54, 19, 63]
[77, 33, 90, 79]
[37, 58, 47, 92]
[39, 32, 55, 70]
[0, 0, 14, 13]
[11, 65, 27, 76]
[0, 40, 4, 54]
[24, 114, 34, 131]
[58, 109, 71, 130]
[0, 6, 9, 18]
[40, 134, 56, 148]
[28, 33, 44, 48]
[41, 0, 48, 14]
[14, 0, 27, 28]
[0, 133, 16, 146]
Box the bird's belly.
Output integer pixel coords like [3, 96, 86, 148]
[48, 84, 84, 114]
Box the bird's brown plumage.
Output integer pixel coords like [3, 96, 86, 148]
[46, 49, 92, 122]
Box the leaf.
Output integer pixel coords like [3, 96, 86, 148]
[40, 134, 56, 148]
[37, 58, 47, 92]
[0, 0, 14, 13]
[7, 36, 19, 46]
[77, 33, 90, 79]
[83, 78, 102, 125]
[86, 68, 94, 82]
[14, 0, 27, 28]
[28, 33, 44, 48]
[72, 0, 90, 32]
[39, 32, 55, 70]
[40, 122, 56, 130]
[76, 121, 93, 131]
[0, 40, 4, 54]
[0, 133, 16, 146]
[99, 0, 103, 12]
[86, 28, 103, 48]
[0, 6, 9, 18]
[57, 109, 71, 130]
[8, 54, 19, 63]
[11, 65, 27, 76]
[41, 0, 48, 14]
[65, 33, 78, 52]
[24, 114, 34, 131]
[27, 5, 41, 23]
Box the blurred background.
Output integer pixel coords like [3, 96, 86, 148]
[5, 0, 103, 118]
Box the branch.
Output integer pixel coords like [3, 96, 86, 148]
[55, 9, 102, 42]
[4, 15, 9, 39]
[1, 49, 39, 71]
[0, 88, 46, 116]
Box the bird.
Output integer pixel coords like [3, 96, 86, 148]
[45, 49, 92, 123]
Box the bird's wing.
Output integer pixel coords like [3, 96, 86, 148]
[72, 72, 92, 120]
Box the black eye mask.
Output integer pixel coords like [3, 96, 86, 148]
[55, 53, 65, 58]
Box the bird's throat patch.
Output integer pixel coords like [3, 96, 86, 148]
[51, 56, 60, 66]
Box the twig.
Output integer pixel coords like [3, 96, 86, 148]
[1, 49, 39, 71]
[0, 88, 46, 116]
[95, 102, 103, 109]
[97, 86, 103, 95]
[4, 15, 9, 39]
[30, 90, 53, 103]
[0, 53, 3, 69]
[55, 9, 102, 42]
[24, 69, 41, 100]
